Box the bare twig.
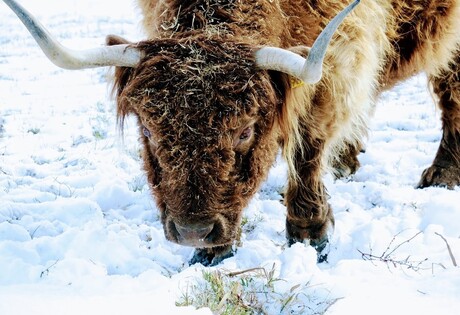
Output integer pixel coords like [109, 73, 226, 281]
[432, 263, 447, 275]
[226, 267, 266, 278]
[359, 231, 428, 271]
[435, 232, 458, 267]
[30, 225, 41, 239]
[385, 231, 423, 257]
[40, 260, 59, 278]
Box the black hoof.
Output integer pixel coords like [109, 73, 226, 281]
[189, 245, 235, 267]
[287, 235, 329, 263]
[311, 236, 329, 263]
[189, 248, 213, 266]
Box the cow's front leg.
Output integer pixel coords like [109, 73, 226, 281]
[419, 55, 460, 188]
[284, 139, 334, 262]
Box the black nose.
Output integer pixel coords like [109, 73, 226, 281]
[174, 222, 214, 242]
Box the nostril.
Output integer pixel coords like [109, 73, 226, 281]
[174, 222, 214, 241]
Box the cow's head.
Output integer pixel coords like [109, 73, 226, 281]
[110, 37, 281, 250]
[3, 0, 359, 264]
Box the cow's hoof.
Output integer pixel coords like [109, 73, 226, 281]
[189, 245, 234, 267]
[286, 218, 331, 263]
[311, 235, 329, 263]
[331, 143, 362, 179]
[332, 155, 360, 179]
[417, 165, 460, 189]
[287, 233, 330, 263]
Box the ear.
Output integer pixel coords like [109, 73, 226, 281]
[106, 34, 132, 46]
[268, 45, 311, 90]
[286, 45, 310, 57]
[106, 35, 136, 128]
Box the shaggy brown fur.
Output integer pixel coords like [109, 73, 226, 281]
[108, 0, 460, 265]
[110, 35, 282, 262]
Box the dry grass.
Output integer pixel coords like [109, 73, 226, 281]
[176, 264, 341, 314]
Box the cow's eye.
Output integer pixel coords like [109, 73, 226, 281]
[233, 126, 254, 148]
[142, 126, 158, 147]
[143, 126, 151, 138]
[239, 127, 252, 141]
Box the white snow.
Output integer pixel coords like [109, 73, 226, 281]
[1, 0, 459, 314]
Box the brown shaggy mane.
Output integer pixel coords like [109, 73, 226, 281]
[113, 35, 282, 135]
[164, 0, 238, 31]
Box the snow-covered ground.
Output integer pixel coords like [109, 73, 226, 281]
[1, 1, 459, 314]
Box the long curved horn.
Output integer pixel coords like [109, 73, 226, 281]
[255, 0, 360, 84]
[2, 0, 141, 69]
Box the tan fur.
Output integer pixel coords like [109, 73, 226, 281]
[111, 0, 460, 263]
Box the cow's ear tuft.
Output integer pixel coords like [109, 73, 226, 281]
[106, 35, 132, 46]
[106, 35, 137, 133]
[286, 45, 310, 59]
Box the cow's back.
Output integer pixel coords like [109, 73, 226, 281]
[379, 0, 460, 90]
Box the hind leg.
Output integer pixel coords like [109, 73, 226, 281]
[331, 141, 364, 179]
[418, 53, 460, 189]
